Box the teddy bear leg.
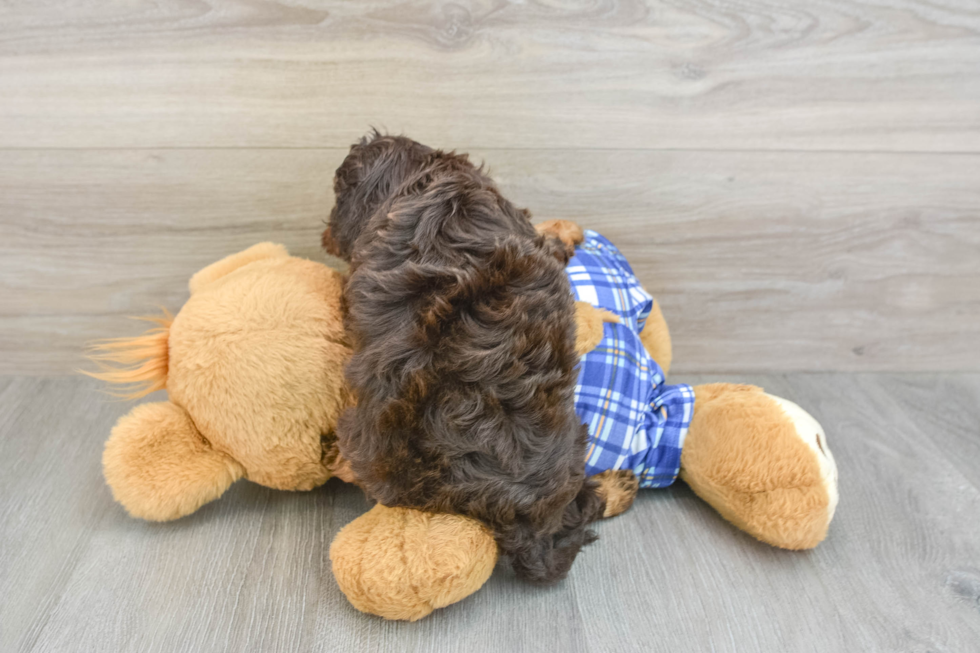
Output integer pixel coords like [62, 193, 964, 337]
[573, 301, 621, 357]
[679, 383, 838, 549]
[330, 504, 498, 621]
[638, 299, 672, 376]
[103, 402, 245, 521]
[592, 469, 640, 518]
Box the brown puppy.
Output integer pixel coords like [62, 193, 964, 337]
[322, 133, 605, 585]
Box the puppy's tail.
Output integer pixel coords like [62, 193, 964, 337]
[82, 311, 172, 399]
[504, 477, 606, 585]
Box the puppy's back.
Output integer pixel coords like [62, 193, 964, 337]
[339, 159, 603, 584]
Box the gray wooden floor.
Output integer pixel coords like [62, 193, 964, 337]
[2, 373, 979, 652]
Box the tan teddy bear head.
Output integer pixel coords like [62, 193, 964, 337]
[89, 243, 352, 521]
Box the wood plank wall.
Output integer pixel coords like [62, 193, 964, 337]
[1, 0, 978, 374]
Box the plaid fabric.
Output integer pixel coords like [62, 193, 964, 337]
[567, 231, 695, 488]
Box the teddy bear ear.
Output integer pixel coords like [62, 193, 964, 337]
[189, 242, 290, 294]
[103, 401, 244, 521]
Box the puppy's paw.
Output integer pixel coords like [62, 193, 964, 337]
[592, 469, 640, 518]
[536, 220, 585, 258]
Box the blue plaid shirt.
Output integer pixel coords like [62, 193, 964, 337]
[567, 231, 695, 488]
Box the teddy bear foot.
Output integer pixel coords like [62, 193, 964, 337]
[679, 383, 839, 550]
[103, 402, 245, 521]
[330, 504, 498, 621]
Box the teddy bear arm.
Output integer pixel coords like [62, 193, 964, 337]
[103, 401, 244, 521]
[679, 383, 838, 549]
[638, 299, 672, 376]
[574, 301, 620, 357]
[330, 504, 498, 621]
[535, 219, 585, 255]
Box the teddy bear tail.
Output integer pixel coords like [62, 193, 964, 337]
[103, 402, 244, 521]
[82, 311, 173, 399]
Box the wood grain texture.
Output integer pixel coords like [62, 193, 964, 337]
[2, 374, 979, 652]
[2, 148, 977, 374]
[1, 1, 979, 370]
[0, 148, 341, 374]
[0, 0, 978, 150]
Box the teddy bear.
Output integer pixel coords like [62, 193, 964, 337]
[88, 243, 356, 521]
[88, 237, 837, 622]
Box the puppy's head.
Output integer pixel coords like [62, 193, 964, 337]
[323, 131, 434, 261]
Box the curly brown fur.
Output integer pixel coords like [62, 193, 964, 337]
[323, 133, 604, 585]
